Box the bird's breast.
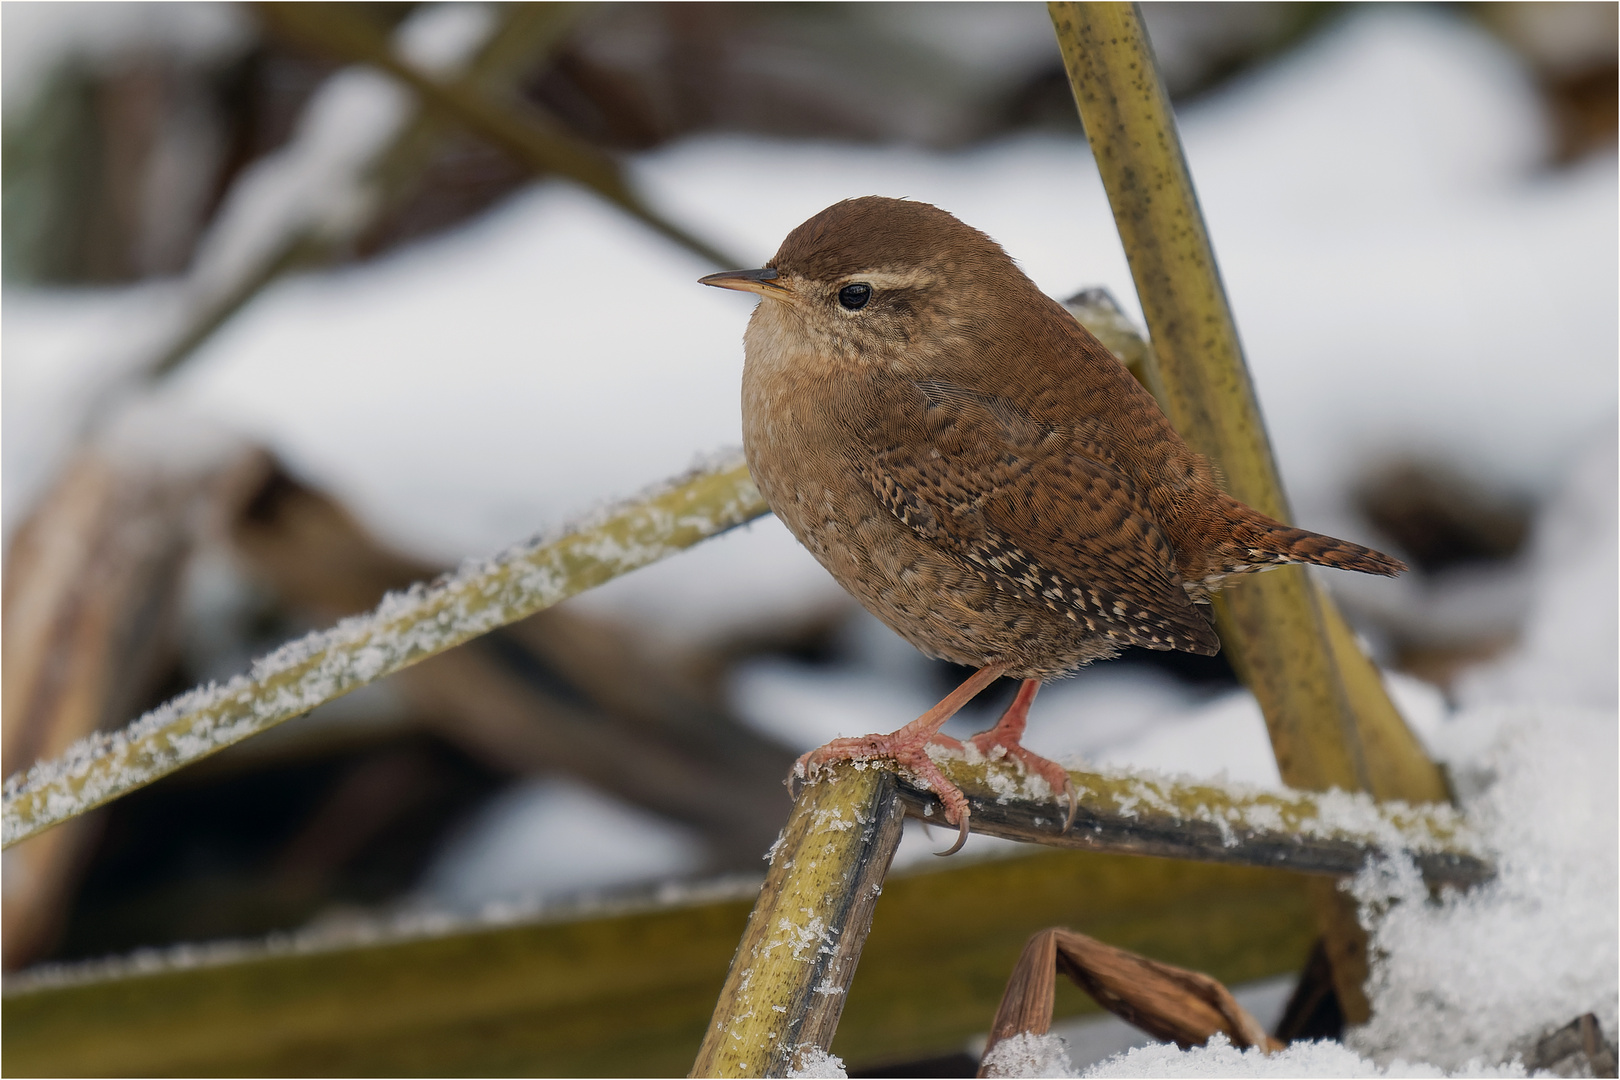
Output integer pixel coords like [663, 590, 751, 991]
[744, 333, 853, 522]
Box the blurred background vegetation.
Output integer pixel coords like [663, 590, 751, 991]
[1, 2, 1614, 1074]
[6, 2, 1614, 288]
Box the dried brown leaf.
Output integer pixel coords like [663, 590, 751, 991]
[980, 926, 1281, 1076]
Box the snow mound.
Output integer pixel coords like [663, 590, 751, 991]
[1083, 1033, 1525, 1078]
[983, 1032, 1079, 1078]
[1350, 705, 1619, 1070]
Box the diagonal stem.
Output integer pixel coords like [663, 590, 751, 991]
[692, 764, 906, 1078]
[255, 2, 741, 270]
[2, 457, 770, 848]
[1048, 1, 1452, 1020]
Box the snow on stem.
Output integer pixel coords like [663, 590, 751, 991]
[692, 764, 906, 1079]
[698, 751, 1488, 1077]
[1, 454, 768, 848]
[898, 753, 1491, 889]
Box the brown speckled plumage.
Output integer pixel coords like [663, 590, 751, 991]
[704, 197, 1404, 842]
[730, 197, 1400, 679]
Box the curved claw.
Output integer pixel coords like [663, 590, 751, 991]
[1062, 781, 1079, 832]
[934, 811, 971, 857]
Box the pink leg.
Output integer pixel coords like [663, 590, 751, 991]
[966, 679, 1077, 829]
[797, 663, 1009, 855]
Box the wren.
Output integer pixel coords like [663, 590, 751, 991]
[702, 197, 1404, 854]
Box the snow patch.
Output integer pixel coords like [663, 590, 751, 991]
[1457, 427, 1619, 711]
[1083, 1033, 1526, 1078]
[1350, 705, 1619, 1070]
[788, 1045, 848, 1079]
[983, 1032, 1078, 1078]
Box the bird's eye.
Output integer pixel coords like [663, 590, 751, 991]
[837, 283, 872, 310]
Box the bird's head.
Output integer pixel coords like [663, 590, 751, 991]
[701, 197, 1028, 374]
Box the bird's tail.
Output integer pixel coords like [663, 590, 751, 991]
[1212, 494, 1406, 578]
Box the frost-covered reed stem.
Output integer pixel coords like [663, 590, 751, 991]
[902, 755, 1490, 889]
[2, 455, 768, 848]
[692, 765, 905, 1078]
[692, 750, 1488, 1077]
[1050, 2, 1451, 1020]
[1048, 0, 1446, 804]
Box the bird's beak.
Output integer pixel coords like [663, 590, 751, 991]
[699, 267, 790, 297]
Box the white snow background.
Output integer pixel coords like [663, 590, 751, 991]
[3, 7, 1615, 1076]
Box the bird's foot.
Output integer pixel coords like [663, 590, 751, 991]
[796, 732, 972, 856]
[965, 730, 1078, 830]
[790, 664, 1009, 859]
[964, 678, 1078, 830]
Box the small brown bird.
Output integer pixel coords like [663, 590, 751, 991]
[702, 197, 1403, 854]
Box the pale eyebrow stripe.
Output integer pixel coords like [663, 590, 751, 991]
[838, 270, 936, 290]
